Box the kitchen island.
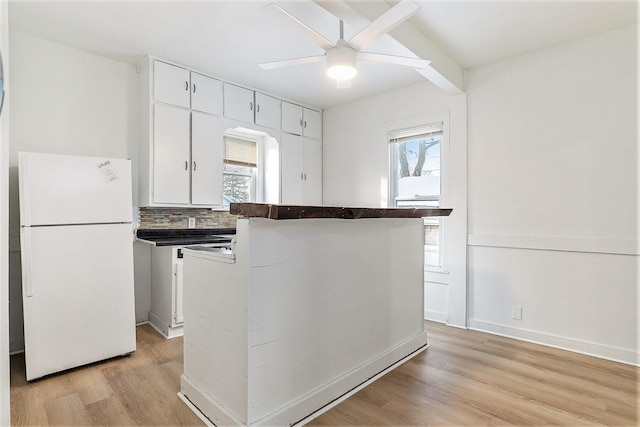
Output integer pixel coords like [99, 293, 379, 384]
[180, 203, 452, 426]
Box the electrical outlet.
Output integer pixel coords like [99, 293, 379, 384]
[188, 217, 196, 229]
[512, 306, 523, 320]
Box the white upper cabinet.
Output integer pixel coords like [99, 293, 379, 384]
[281, 101, 322, 139]
[223, 83, 282, 130]
[152, 103, 191, 205]
[191, 72, 223, 116]
[139, 58, 224, 208]
[154, 61, 222, 115]
[223, 83, 255, 123]
[282, 102, 303, 135]
[154, 61, 191, 108]
[303, 108, 322, 140]
[191, 112, 223, 206]
[255, 92, 281, 129]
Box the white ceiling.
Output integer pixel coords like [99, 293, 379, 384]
[8, 0, 638, 109]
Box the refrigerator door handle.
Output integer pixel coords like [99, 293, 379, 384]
[21, 227, 34, 297]
[18, 153, 32, 226]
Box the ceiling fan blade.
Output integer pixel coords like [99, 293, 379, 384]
[358, 52, 430, 69]
[259, 55, 325, 70]
[347, 0, 420, 51]
[263, 3, 336, 51]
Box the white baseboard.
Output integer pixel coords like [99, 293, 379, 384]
[148, 311, 183, 339]
[181, 332, 428, 426]
[10, 337, 24, 354]
[468, 319, 639, 366]
[424, 310, 448, 323]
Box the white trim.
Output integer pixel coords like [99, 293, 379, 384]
[181, 333, 428, 426]
[424, 270, 449, 284]
[148, 311, 183, 339]
[468, 319, 639, 367]
[424, 310, 448, 323]
[177, 392, 215, 427]
[468, 233, 639, 256]
[296, 344, 428, 426]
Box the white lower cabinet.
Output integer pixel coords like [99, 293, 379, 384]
[281, 133, 322, 205]
[149, 246, 184, 338]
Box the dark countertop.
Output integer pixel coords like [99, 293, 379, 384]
[136, 228, 236, 246]
[230, 203, 452, 220]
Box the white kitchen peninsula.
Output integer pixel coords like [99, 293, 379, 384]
[180, 203, 452, 426]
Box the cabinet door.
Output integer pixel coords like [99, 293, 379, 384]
[255, 92, 281, 129]
[154, 61, 190, 108]
[223, 83, 254, 123]
[282, 101, 303, 135]
[280, 133, 304, 204]
[153, 104, 191, 204]
[303, 138, 323, 205]
[191, 72, 223, 116]
[303, 108, 322, 139]
[174, 259, 184, 325]
[191, 112, 223, 206]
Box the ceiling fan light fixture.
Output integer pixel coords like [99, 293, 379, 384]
[326, 45, 357, 80]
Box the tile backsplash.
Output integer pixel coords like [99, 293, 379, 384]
[138, 208, 237, 229]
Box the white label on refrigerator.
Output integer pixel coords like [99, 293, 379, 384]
[97, 160, 119, 182]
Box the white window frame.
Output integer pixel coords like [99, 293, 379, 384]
[386, 112, 449, 272]
[223, 129, 263, 204]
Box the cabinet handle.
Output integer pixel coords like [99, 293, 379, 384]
[304, 173, 307, 181]
[193, 161, 197, 171]
[256, 104, 260, 113]
[185, 81, 189, 91]
[299, 118, 303, 127]
[300, 172, 304, 180]
[185, 161, 188, 171]
[304, 120, 307, 128]
[193, 84, 196, 93]
[250, 102, 253, 111]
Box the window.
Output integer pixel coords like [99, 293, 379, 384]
[389, 123, 443, 268]
[223, 134, 257, 206]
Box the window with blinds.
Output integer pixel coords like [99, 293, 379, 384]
[224, 135, 257, 167]
[223, 134, 258, 205]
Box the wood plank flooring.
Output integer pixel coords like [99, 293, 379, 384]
[10, 322, 638, 426]
[10, 324, 203, 426]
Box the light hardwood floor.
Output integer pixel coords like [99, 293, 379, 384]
[10, 322, 638, 426]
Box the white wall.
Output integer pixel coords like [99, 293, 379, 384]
[8, 32, 143, 352]
[1, 1, 11, 423]
[466, 25, 638, 364]
[323, 81, 468, 328]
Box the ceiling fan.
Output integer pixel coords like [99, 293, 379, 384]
[259, 0, 430, 89]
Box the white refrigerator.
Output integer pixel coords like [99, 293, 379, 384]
[19, 152, 136, 381]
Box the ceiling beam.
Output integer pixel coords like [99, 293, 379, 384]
[313, 0, 464, 95]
